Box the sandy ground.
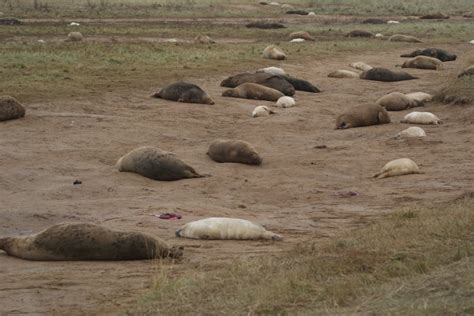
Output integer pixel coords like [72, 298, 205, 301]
[0, 36, 473, 315]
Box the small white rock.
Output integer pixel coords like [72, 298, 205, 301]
[252, 105, 274, 117]
[276, 96, 295, 108]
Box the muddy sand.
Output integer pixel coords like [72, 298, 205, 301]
[1, 42, 473, 314]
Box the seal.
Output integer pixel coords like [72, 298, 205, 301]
[256, 66, 286, 76]
[400, 56, 443, 70]
[252, 105, 275, 117]
[222, 83, 284, 102]
[405, 92, 433, 103]
[373, 158, 422, 179]
[349, 62, 373, 72]
[336, 104, 390, 129]
[288, 31, 315, 41]
[280, 75, 321, 93]
[400, 112, 442, 125]
[376, 92, 423, 111]
[263, 45, 286, 60]
[290, 38, 305, 43]
[0, 95, 26, 122]
[220, 73, 295, 96]
[276, 96, 295, 108]
[66, 32, 83, 42]
[458, 65, 474, 78]
[362, 18, 386, 24]
[152, 82, 215, 105]
[0, 17, 22, 25]
[400, 48, 457, 62]
[388, 34, 422, 43]
[0, 223, 183, 261]
[246, 21, 286, 29]
[420, 13, 449, 19]
[360, 67, 418, 82]
[117, 146, 206, 181]
[328, 70, 360, 78]
[394, 126, 426, 139]
[207, 139, 262, 165]
[345, 30, 375, 38]
[286, 9, 309, 15]
[194, 34, 215, 44]
[175, 217, 282, 240]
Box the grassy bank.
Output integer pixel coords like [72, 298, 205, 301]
[132, 196, 474, 315]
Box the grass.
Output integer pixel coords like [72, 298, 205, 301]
[131, 196, 474, 315]
[1, 0, 474, 19]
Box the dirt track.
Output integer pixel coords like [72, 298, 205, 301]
[1, 41, 473, 314]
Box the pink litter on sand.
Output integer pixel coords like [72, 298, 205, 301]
[334, 191, 360, 197]
[155, 213, 182, 220]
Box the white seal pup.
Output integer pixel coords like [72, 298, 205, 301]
[349, 62, 373, 72]
[405, 92, 433, 103]
[328, 70, 360, 78]
[373, 158, 422, 179]
[394, 126, 426, 139]
[263, 45, 287, 60]
[401, 112, 442, 125]
[252, 105, 275, 117]
[256, 66, 287, 76]
[276, 96, 295, 108]
[175, 217, 282, 240]
[376, 92, 422, 111]
[290, 38, 305, 43]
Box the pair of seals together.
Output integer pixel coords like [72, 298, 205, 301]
[0, 223, 183, 261]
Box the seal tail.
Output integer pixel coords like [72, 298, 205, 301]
[400, 53, 412, 58]
[175, 229, 182, 238]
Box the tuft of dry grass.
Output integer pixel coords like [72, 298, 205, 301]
[131, 196, 474, 315]
[435, 55, 474, 105]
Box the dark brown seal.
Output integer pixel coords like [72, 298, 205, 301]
[207, 139, 262, 165]
[0, 223, 183, 261]
[152, 82, 214, 105]
[336, 104, 391, 129]
[360, 68, 418, 82]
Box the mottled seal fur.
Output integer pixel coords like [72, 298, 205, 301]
[376, 92, 423, 111]
[419, 13, 449, 19]
[394, 127, 426, 139]
[117, 146, 205, 181]
[66, 32, 83, 42]
[152, 82, 215, 105]
[0, 223, 183, 261]
[194, 34, 215, 44]
[360, 68, 418, 82]
[263, 45, 286, 60]
[328, 70, 360, 79]
[388, 34, 422, 43]
[252, 105, 275, 117]
[458, 65, 474, 78]
[288, 31, 315, 41]
[336, 104, 390, 129]
[222, 83, 284, 102]
[220, 73, 295, 96]
[345, 30, 375, 38]
[400, 56, 444, 70]
[400, 48, 457, 62]
[176, 218, 282, 240]
[0, 96, 26, 122]
[400, 112, 442, 125]
[279, 75, 321, 93]
[207, 139, 262, 165]
[373, 158, 422, 179]
[405, 92, 433, 103]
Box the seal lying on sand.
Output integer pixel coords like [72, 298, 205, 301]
[222, 83, 284, 102]
[400, 56, 444, 70]
[360, 68, 418, 82]
[345, 30, 375, 37]
[328, 70, 360, 78]
[400, 112, 442, 125]
[152, 82, 215, 105]
[252, 105, 275, 117]
[0, 223, 183, 261]
[276, 96, 295, 108]
[207, 139, 262, 165]
[376, 92, 423, 111]
[288, 31, 315, 41]
[400, 48, 456, 62]
[246, 21, 286, 29]
[176, 218, 282, 240]
[373, 158, 422, 179]
[405, 92, 433, 103]
[388, 34, 422, 43]
[221, 73, 295, 96]
[0, 95, 26, 122]
[279, 75, 321, 93]
[394, 126, 426, 139]
[263, 45, 287, 60]
[117, 146, 206, 181]
[336, 104, 390, 129]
